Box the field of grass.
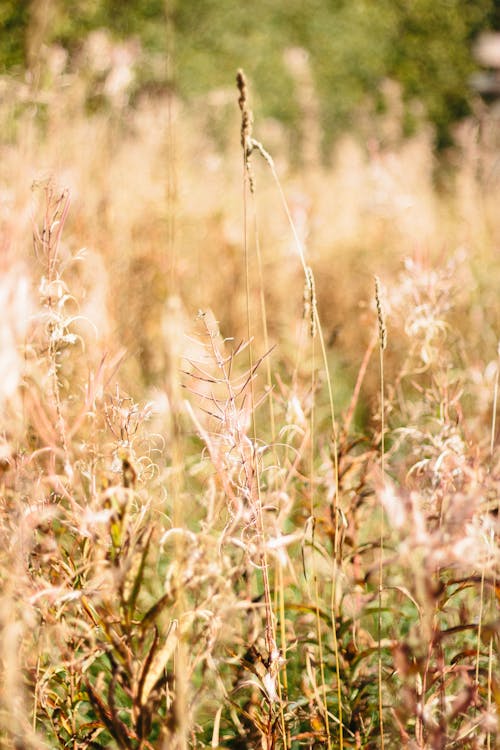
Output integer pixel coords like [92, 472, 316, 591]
[0, 54, 499, 749]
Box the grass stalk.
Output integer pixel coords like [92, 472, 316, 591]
[308, 341, 333, 750]
[375, 276, 387, 750]
[273, 165, 344, 749]
[237, 70, 285, 748]
[249, 196, 289, 741]
[491, 342, 500, 457]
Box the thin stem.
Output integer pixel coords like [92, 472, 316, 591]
[238, 90, 283, 746]
[249, 197, 289, 742]
[344, 331, 378, 435]
[487, 636, 493, 750]
[378, 342, 385, 750]
[309, 349, 332, 750]
[375, 272, 387, 750]
[270, 159, 344, 749]
[250, 198, 277, 456]
[32, 655, 40, 732]
[490, 342, 500, 457]
[238, 87, 343, 747]
[475, 568, 486, 688]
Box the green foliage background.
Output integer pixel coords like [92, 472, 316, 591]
[0, 0, 499, 147]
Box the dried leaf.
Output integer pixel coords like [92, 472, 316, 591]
[121, 527, 153, 613]
[140, 620, 178, 706]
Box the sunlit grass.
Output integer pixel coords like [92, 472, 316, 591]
[0, 62, 498, 749]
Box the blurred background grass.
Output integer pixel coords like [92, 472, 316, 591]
[1, 0, 498, 148]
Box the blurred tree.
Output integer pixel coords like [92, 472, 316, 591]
[172, 0, 494, 150]
[53, 0, 166, 52]
[26, 0, 57, 83]
[0, 0, 497, 150]
[385, 0, 492, 147]
[0, 1, 30, 71]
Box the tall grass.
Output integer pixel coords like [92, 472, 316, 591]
[0, 56, 498, 749]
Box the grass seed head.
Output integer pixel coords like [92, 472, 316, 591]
[374, 275, 387, 351]
[304, 266, 317, 339]
[236, 68, 253, 153]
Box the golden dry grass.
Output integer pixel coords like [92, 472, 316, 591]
[0, 60, 499, 749]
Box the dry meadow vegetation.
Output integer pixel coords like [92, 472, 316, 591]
[0, 46, 499, 750]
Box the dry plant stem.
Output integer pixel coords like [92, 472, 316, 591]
[32, 655, 40, 733]
[486, 343, 499, 747]
[242, 154, 255, 428]
[314, 307, 344, 748]
[248, 137, 344, 743]
[276, 562, 291, 748]
[314, 576, 332, 750]
[490, 342, 500, 457]
[255, 166, 345, 738]
[168, 244, 188, 740]
[251, 141, 341, 530]
[237, 74, 260, 508]
[481, 527, 496, 749]
[487, 637, 494, 750]
[238, 70, 286, 747]
[164, 49, 184, 720]
[375, 276, 387, 750]
[165, 0, 177, 283]
[475, 567, 486, 689]
[486, 352, 500, 750]
[377, 341, 385, 750]
[164, 34, 182, 706]
[200, 334, 280, 740]
[250, 200, 278, 469]
[309, 354, 332, 750]
[172, 450, 189, 750]
[344, 331, 378, 435]
[250, 201, 289, 733]
[420, 614, 441, 747]
[165, 56, 188, 739]
[37, 186, 72, 466]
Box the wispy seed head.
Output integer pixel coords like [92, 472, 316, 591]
[303, 266, 317, 339]
[374, 275, 387, 351]
[236, 69, 252, 151]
